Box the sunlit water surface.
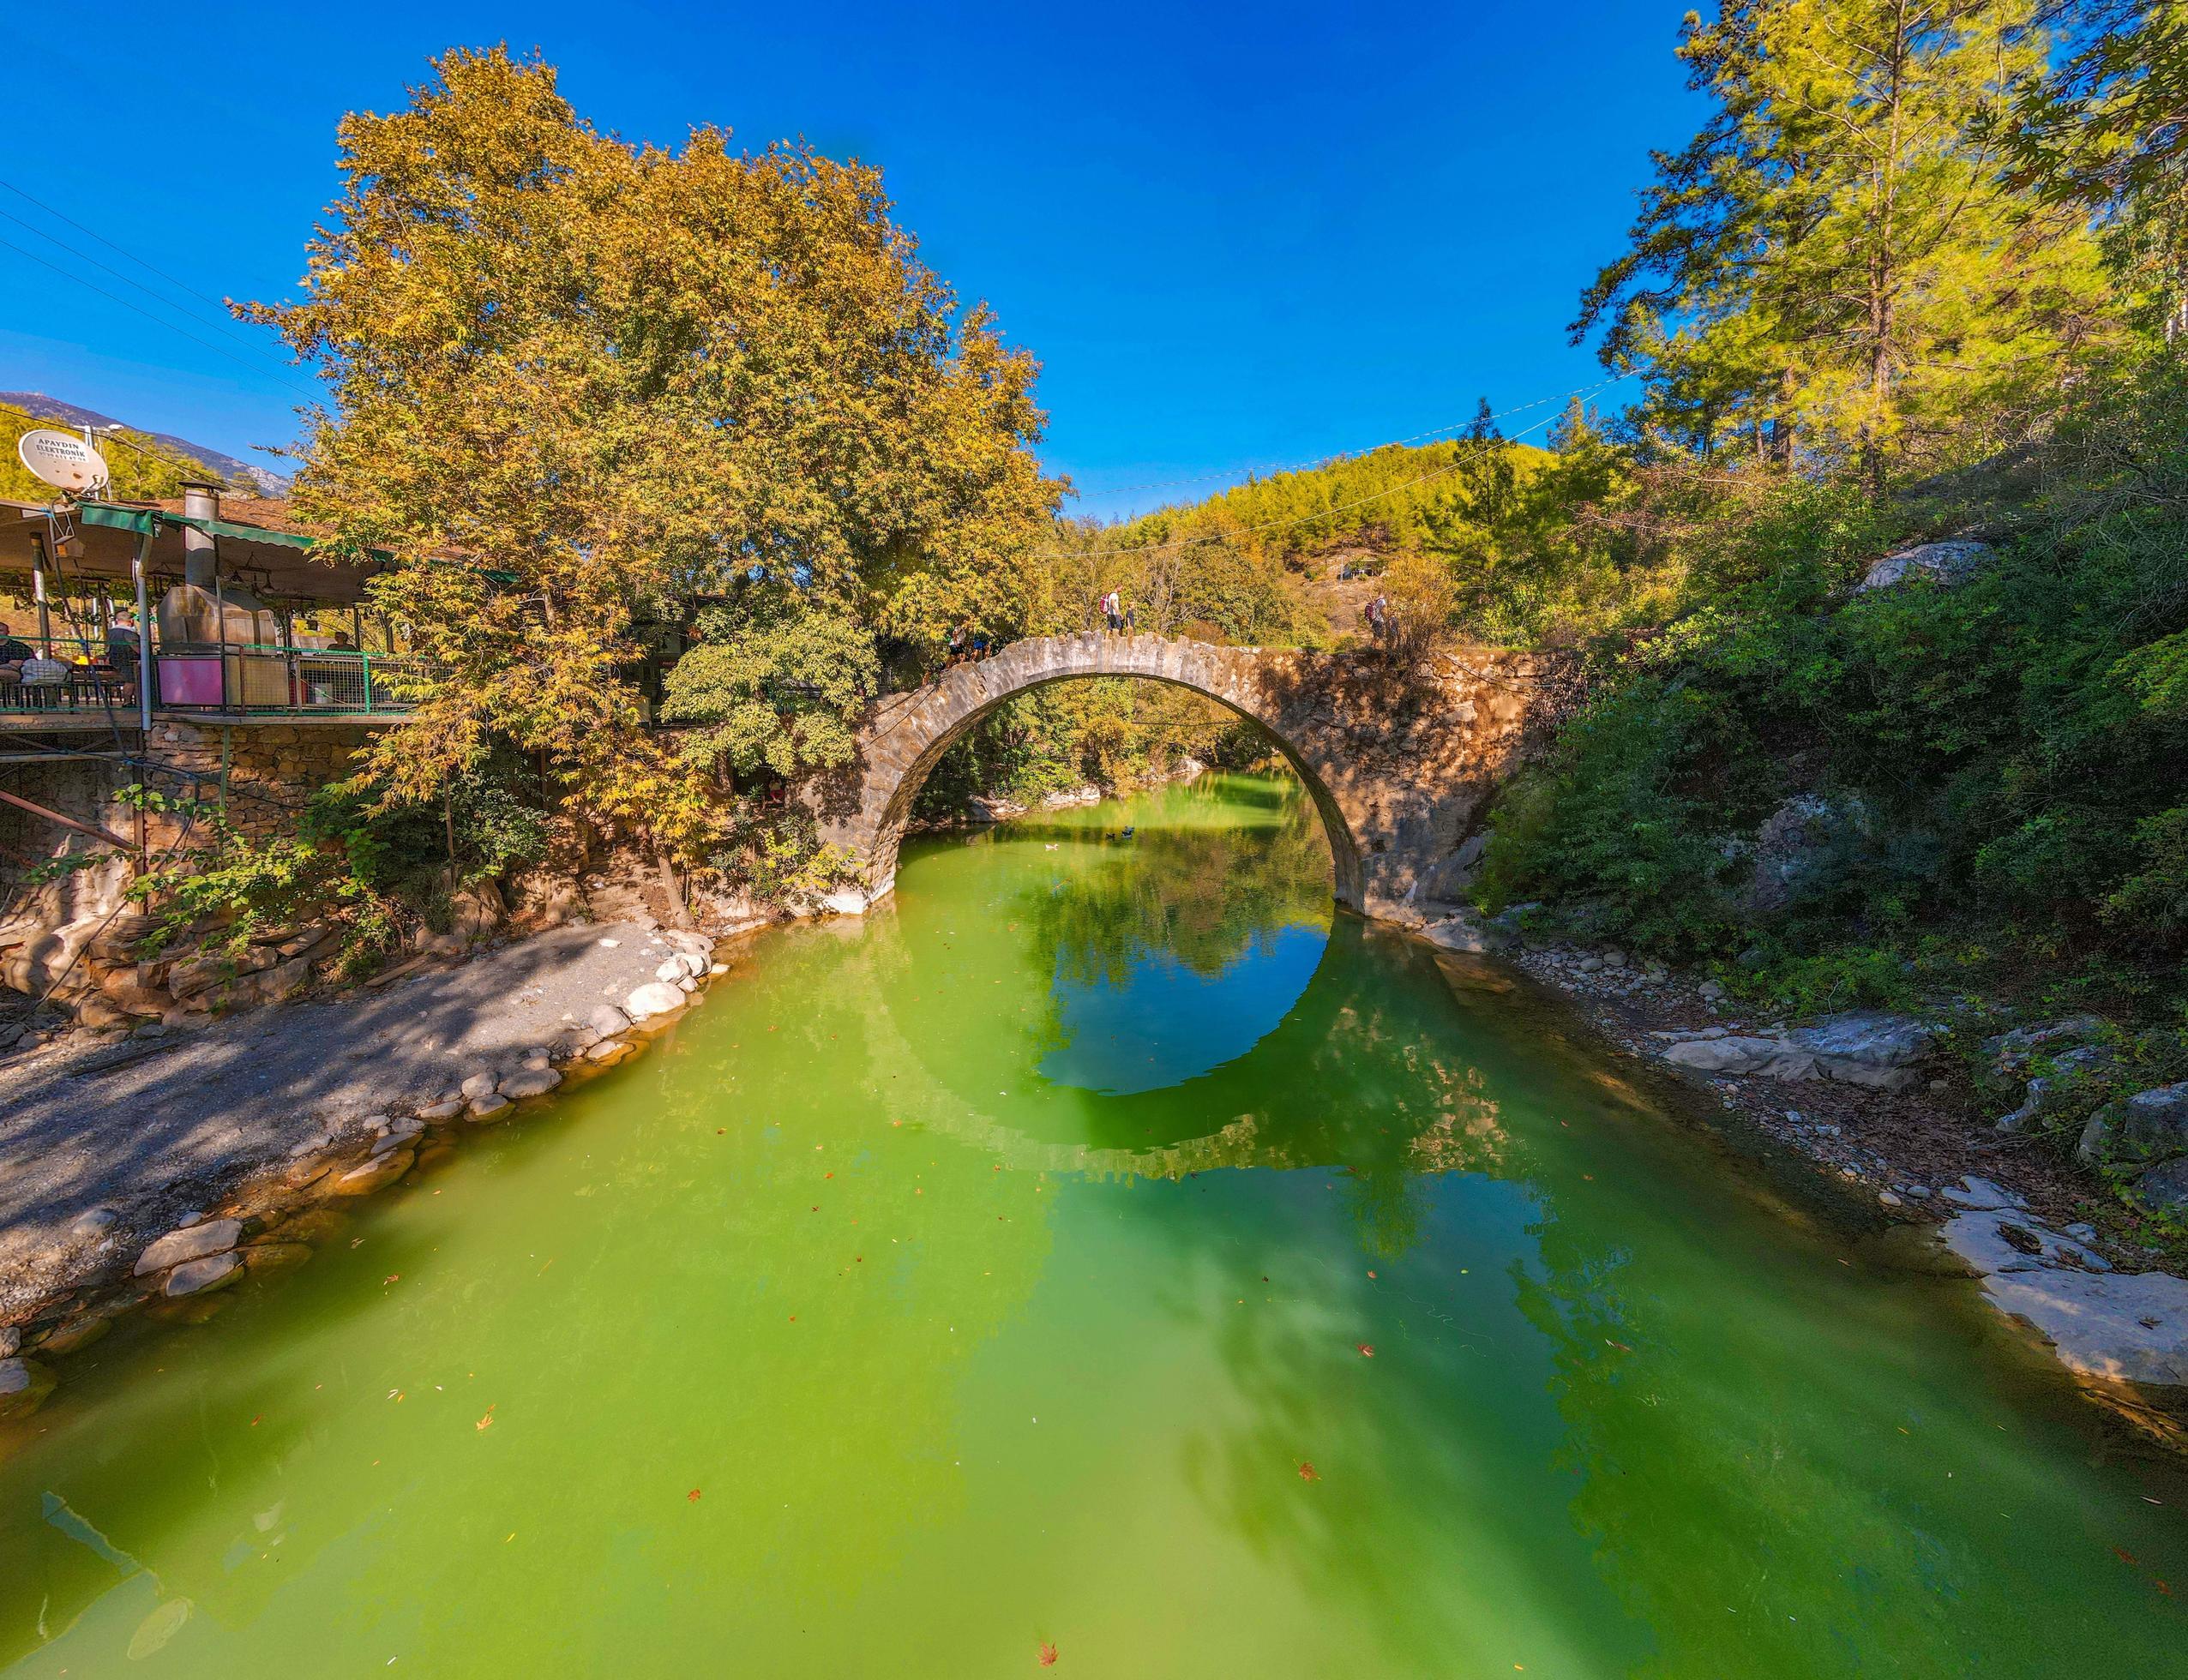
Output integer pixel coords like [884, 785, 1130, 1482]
[3, 773, 2185, 1677]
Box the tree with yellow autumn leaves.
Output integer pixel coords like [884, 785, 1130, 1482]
[253, 45, 1059, 869]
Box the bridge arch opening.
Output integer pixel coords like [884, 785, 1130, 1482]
[815, 635, 1368, 913]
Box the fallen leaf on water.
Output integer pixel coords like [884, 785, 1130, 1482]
[1297, 1462, 1319, 1481]
[1037, 1643, 1059, 1667]
[1357, 1344, 1375, 1358]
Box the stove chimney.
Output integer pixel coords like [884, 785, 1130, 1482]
[181, 481, 219, 588]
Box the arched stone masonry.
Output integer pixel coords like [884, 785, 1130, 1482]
[803, 633, 1566, 921]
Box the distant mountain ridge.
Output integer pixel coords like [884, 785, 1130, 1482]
[0, 390, 289, 497]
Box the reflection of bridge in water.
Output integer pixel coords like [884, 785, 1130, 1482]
[859, 918, 1510, 1185]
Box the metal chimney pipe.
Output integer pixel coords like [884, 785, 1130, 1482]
[181, 480, 219, 588]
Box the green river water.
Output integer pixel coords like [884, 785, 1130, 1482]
[3, 771, 2186, 1677]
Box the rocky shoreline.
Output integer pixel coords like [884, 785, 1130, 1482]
[0, 920, 738, 1424]
[10, 873, 2186, 1434]
[1441, 919, 2188, 1415]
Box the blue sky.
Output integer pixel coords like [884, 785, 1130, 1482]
[0, 2, 1698, 519]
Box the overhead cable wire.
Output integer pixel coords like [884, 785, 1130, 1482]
[0, 204, 297, 370]
[0, 232, 322, 402]
[0, 176, 244, 317]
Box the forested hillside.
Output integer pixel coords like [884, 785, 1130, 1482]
[205, 10, 2188, 1108]
[1458, 0, 2188, 1220]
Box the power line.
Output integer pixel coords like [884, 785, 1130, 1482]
[0, 231, 322, 403]
[0, 176, 242, 317]
[0, 203, 299, 370]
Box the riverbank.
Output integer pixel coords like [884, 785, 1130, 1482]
[1460, 922, 2188, 1417]
[0, 919, 740, 1370]
[9, 865, 2185, 1433]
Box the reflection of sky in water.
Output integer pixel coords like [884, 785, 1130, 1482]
[1040, 921, 1328, 1094]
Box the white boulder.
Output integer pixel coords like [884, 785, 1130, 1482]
[625, 981, 686, 1021]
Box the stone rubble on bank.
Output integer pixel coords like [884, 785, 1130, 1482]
[1440, 916, 2188, 1400]
[0, 1354, 56, 1420]
[1939, 1175, 2188, 1385]
[132, 1217, 243, 1277]
[0, 919, 742, 1421]
[1656, 1012, 1940, 1091]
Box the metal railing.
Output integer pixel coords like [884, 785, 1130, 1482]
[152, 643, 424, 716]
[0, 633, 423, 722]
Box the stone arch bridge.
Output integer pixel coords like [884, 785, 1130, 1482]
[805, 633, 1569, 920]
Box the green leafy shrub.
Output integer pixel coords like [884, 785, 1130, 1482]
[1474, 408, 2188, 1018]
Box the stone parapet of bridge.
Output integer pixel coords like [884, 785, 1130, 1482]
[802, 633, 1570, 921]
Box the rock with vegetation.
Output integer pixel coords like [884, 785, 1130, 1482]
[2135, 1156, 2188, 1217]
[1857, 540, 1995, 591]
[2077, 1083, 2188, 1166]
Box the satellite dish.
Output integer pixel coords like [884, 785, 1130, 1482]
[16, 429, 110, 493]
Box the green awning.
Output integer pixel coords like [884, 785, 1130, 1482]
[80, 502, 350, 555]
[67, 503, 514, 586]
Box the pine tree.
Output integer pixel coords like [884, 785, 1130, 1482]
[1576, 0, 2117, 494]
[2008, 1, 2188, 337]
